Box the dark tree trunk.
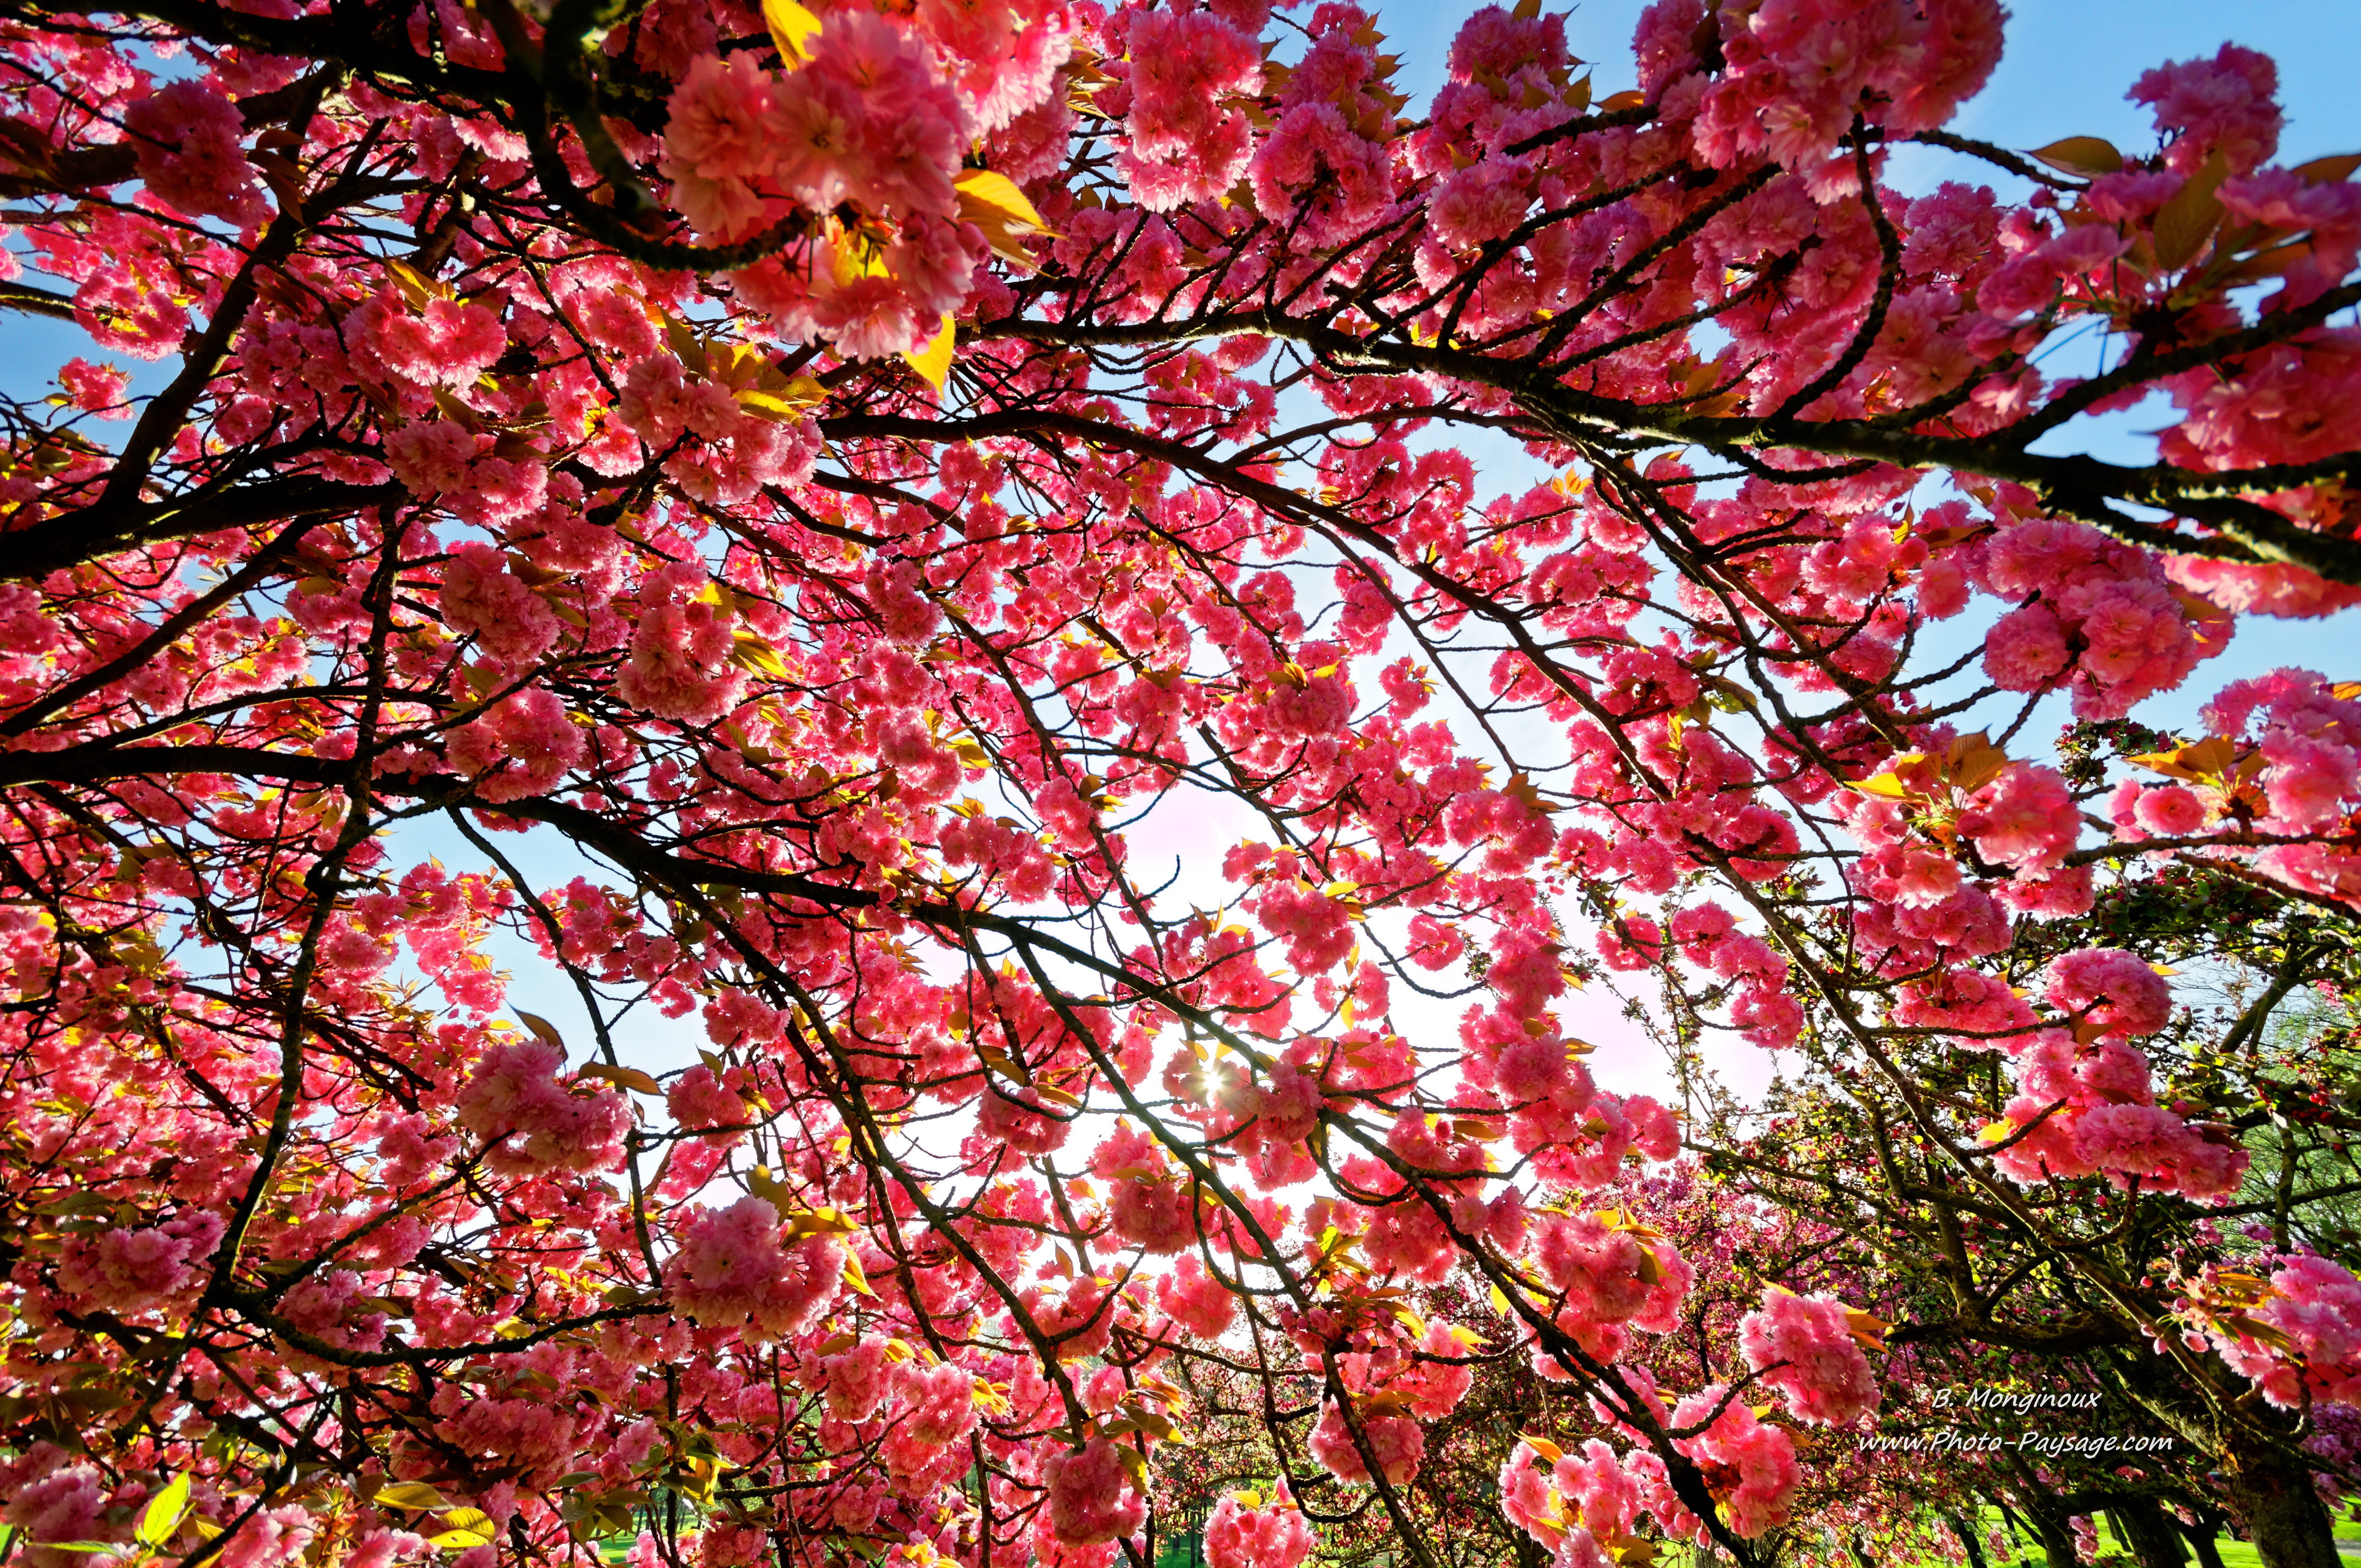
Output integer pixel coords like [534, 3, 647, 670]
[2111, 1499, 2189, 1568]
[2222, 1432, 2338, 1568]
[1948, 1512, 1991, 1568]
[2022, 1510, 2080, 1568]
[2180, 1520, 2227, 1568]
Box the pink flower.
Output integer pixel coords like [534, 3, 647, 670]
[2260, 730, 2358, 831]
[455, 1036, 630, 1174]
[1981, 604, 2069, 690]
[385, 420, 483, 498]
[2131, 784, 2210, 837]
[1204, 1483, 1312, 1568]
[817, 1338, 893, 1420]
[446, 689, 586, 803]
[1738, 1288, 1879, 1428]
[1308, 1401, 1425, 1485]
[663, 53, 776, 185]
[55, 1210, 223, 1315]
[1430, 157, 1532, 250]
[1958, 763, 2080, 875]
[2130, 43, 2282, 176]
[374, 295, 508, 389]
[766, 70, 867, 213]
[668, 1196, 846, 1342]
[1157, 1253, 1236, 1338]
[822, 12, 962, 219]
[1043, 1439, 1146, 1545]
[1667, 1390, 1799, 1537]
[439, 542, 559, 665]
[616, 592, 746, 725]
[1248, 102, 1391, 250]
[2046, 948, 2171, 1037]
[897, 1357, 980, 1446]
[216, 1507, 316, 1568]
[124, 78, 268, 225]
[58, 358, 131, 418]
[2196, 1256, 2361, 1409]
[1596, 916, 1663, 972]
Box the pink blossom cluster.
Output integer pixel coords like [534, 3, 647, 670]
[453, 1037, 632, 1175]
[1736, 1287, 1879, 1428]
[11, 0, 2361, 1562]
[1203, 1484, 1313, 1568]
[1978, 952, 2248, 1200]
[1642, 0, 2004, 185]
[1307, 1400, 1426, 1485]
[1500, 1433, 1715, 1561]
[124, 78, 269, 227]
[667, 1197, 846, 1342]
[1664, 1389, 1801, 1537]
[1042, 1438, 1147, 1545]
[2183, 1255, 2361, 1410]
[1972, 513, 2224, 721]
[1530, 1209, 1692, 1365]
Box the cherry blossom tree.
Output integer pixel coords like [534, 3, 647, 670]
[1652, 838, 2361, 1565]
[4, 0, 2361, 1567]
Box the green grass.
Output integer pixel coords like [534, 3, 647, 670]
[1976, 1504, 2277, 1567]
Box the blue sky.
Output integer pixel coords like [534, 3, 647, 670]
[1379, 0, 2361, 174]
[1371, 0, 2361, 730]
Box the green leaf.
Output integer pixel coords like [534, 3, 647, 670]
[513, 1011, 566, 1052]
[373, 1482, 450, 1511]
[576, 1061, 662, 1095]
[2153, 150, 2230, 272]
[2025, 135, 2121, 178]
[2291, 152, 2361, 186]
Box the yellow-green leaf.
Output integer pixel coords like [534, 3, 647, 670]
[1846, 771, 1914, 801]
[138, 1474, 191, 1547]
[955, 170, 1053, 268]
[902, 313, 956, 392]
[841, 1240, 878, 1299]
[737, 388, 819, 422]
[763, 0, 821, 64]
[374, 1482, 450, 1511]
[384, 256, 448, 306]
[2126, 734, 2242, 782]
[730, 631, 792, 679]
[659, 313, 710, 380]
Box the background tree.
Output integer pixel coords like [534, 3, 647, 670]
[1660, 839, 2361, 1566]
[4, 2, 2361, 1568]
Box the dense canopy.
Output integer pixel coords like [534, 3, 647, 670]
[4, 0, 2361, 1565]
